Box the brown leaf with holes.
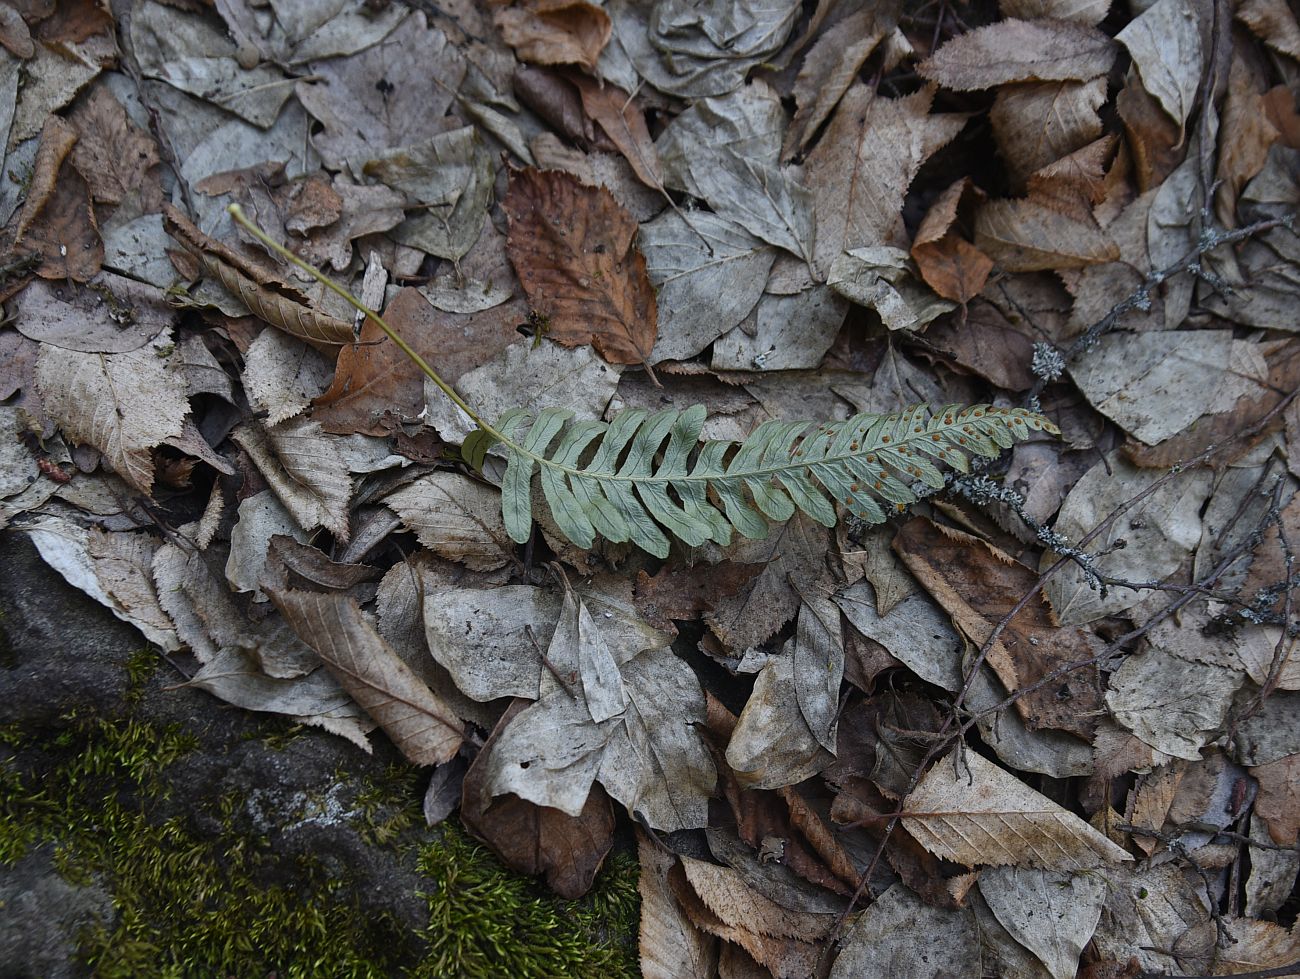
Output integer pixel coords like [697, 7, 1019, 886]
[461, 698, 615, 899]
[269, 586, 464, 767]
[503, 166, 657, 366]
[894, 518, 1104, 740]
[13, 116, 102, 283]
[495, 0, 611, 72]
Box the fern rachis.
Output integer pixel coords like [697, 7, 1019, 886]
[228, 205, 1059, 558]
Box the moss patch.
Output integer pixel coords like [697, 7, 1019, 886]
[0, 652, 640, 977]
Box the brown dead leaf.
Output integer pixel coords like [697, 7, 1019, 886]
[1250, 753, 1300, 845]
[922, 300, 1038, 390]
[495, 0, 611, 72]
[461, 698, 615, 899]
[1125, 763, 1186, 856]
[637, 834, 718, 979]
[910, 178, 995, 303]
[805, 84, 967, 276]
[633, 562, 763, 633]
[894, 518, 1104, 740]
[991, 79, 1107, 185]
[68, 85, 162, 213]
[314, 286, 524, 436]
[1215, 54, 1280, 227]
[1238, 0, 1300, 60]
[919, 19, 1116, 90]
[0, 2, 34, 58]
[13, 116, 102, 282]
[903, 748, 1134, 869]
[568, 73, 662, 190]
[268, 536, 379, 593]
[1117, 71, 1185, 193]
[1213, 918, 1300, 975]
[270, 586, 464, 766]
[503, 166, 657, 366]
[974, 179, 1118, 271]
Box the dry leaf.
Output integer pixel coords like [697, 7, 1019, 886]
[805, 84, 967, 276]
[894, 518, 1104, 740]
[232, 419, 353, 541]
[1237, 0, 1300, 60]
[568, 73, 662, 189]
[1116, 0, 1203, 133]
[35, 333, 188, 495]
[830, 883, 978, 979]
[903, 748, 1134, 869]
[1090, 863, 1214, 975]
[461, 698, 615, 899]
[270, 586, 464, 766]
[1250, 753, 1300, 845]
[979, 866, 1108, 979]
[991, 79, 1107, 185]
[13, 116, 102, 282]
[68, 85, 161, 214]
[495, 0, 611, 72]
[1001, 0, 1111, 24]
[1213, 918, 1300, 975]
[383, 473, 512, 572]
[637, 834, 718, 979]
[503, 166, 658, 366]
[241, 328, 332, 425]
[835, 579, 963, 692]
[13, 273, 174, 354]
[975, 190, 1118, 271]
[919, 19, 1116, 90]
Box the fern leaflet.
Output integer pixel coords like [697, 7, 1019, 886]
[478, 403, 1057, 558]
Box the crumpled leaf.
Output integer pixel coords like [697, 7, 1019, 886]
[1090, 863, 1214, 975]
[270, 585, 464, 766]
[979, 866, 1108, 979]
[609, 0, 800, 99]
[990, 78, 1107, 185]
[1044, 451, 1213, 625]
[384, 473, 512, 572]
[131, 0, 294, 128]
[804, 85, 967, 277]
[919, 18, 1117, 90]
[640, 209, 775, 364]
[1116, 0, 1204, 134]
[503, 167, 657, 366]
[902, 749, 1134, 868]
[35, 331, 188, 495]
[481, 644, 715, 832]
[68, 85, 162, 214]
[461, 698, 616, 899]
[836, 579, 963, 692]
[12, 116, 102, 283]
[1106, 645, 1242, 760]
[25, 516, 180, 651]
[828, 246, 956, 331]
[495, 0, 611, 71]
[830, 883, 978, 979]
[1213, 918, 1300, 975]
[241, 328, 332, 425]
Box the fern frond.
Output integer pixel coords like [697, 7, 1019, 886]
[485, 403, 1058, 558]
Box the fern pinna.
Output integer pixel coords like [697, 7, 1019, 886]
[229, 204, 1058, 557]
[469, 403, 1056, 557]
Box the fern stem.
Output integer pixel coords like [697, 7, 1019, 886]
[226, 204, 499, 440]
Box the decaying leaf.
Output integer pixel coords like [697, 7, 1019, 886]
[503, 166, 657, 367]
[919, 19, 1116, 90]
[1116, 0, 1204, 134]
[903, 748, 1134, 868]
[384, 473, 511, 572]
[495, 1, 611, 72]
[232, 419, 353, 541]
[637, 834, 717, 979]
[979, 866, 1108, 979]
[831, 883, 977, 978]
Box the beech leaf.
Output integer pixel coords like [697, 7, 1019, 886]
[919, 19, 1117, 90]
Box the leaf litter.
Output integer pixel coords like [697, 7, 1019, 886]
[4, 0, 1300, 973]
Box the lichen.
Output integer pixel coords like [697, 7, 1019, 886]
[0, 648, 641, 977]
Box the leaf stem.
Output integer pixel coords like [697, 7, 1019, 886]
[226, 203, 499, 440]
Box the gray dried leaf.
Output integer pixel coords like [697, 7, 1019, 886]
[638, 836, 718, 979]
[1001, 0, 1111, 24]
[1045, 452, 1213, 625]
[1090, 863, 1214, 975]
[712, 286, 848, 372]
[383, 473, 512, 572]
[242, 328, 333, 425]
[687, 149, 815, 266]
[641, 209, 775, 364]
[1116, 0, 1204, 132]
[25, 517, 180, 651]
[831, 883, 978, 979]
[726, 639, 835, 790]
[225, 490, 307, 597]
[827, 246, 956, 332]
[793, 594, 843, 752]
[979, 867, 1108, 979]
[656, 81, 785, 198]
[968, 666, 1095, 778]
[36, 332, 189, 495]
[233, 418, 353, 541]
[216, 0, 408, 66]
[836, 580, 963, 692]
[271, 586, 464, 766]
[15, 273, 174, 353]
[481, 644, 715, 831]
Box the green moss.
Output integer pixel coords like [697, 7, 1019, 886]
[0, 697, 640, 977]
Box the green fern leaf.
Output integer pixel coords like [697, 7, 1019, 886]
[488, 403, 1058, 558]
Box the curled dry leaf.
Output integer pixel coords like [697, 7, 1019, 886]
[269, 586, 464, 766]
[637, 834, 717, 979]
[990, 79, 1107, 185]
[902, 749, 1134, 869]
[1115, 0, 1204, 134]
[567, 73, 663, 190]
[13, 116, 102, 283]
